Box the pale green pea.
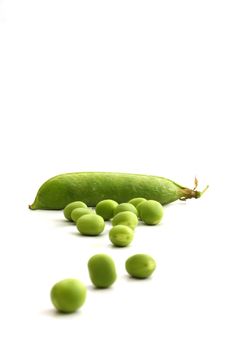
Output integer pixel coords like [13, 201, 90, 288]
[112, 211, 138, 229]
[71, 208, 93, 222]
[50, 278, 87, 313]
[114, 203, 138, 217]
[64, 201, 87, 221]
[76, 214, 105, 236]
[109, 225, 134, 247]
[138, 200, 164, 225]
[125, 254, 156, 279]
[128, 197, 147, 208]
[88, 254, 117, 288]
[96, 199, 118, 220]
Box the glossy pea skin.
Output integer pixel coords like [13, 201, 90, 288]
[125, 254, 156, 279]
[137, 200, 164, 225]
[30, 172, 203, 210]
[128, 197, 147, 208]
[64, 201, 87, 221]
[50, 278, 87, 313]
[114, 203, 138, 217]
[76, 214, 105, 236]
[71, 208, 92, 222]
[88, 254, 117, 288]
[109, 225, 134, 247]
[95, 199, 118, 220]
[112, 211, 138, 230]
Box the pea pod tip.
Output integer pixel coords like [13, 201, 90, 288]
[180, 184, 209, 201]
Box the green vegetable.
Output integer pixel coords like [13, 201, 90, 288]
[63, 201, 87, 221]
[109, 225, 134, 247]
[88, 254, 117, 288]
[76, 214, 105, 236]
[138, 200, 163, 225]
[125, 254, 156, 279]
[29, 172, 207, 210]
[128, 197, 146, 208]
[50, 278, 86, 313]
[71, 208, 92, 222]
[95, 199, 118, 220]
[114, 203, 138, 217]
[112, 211, 138, 229]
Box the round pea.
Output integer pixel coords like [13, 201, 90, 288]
[64, 201, 87, 221]
[95, 199, 118, 220]
[112, 211, 138, 229]
[137, 200, 163, 225]
[71, 208, 93, 222]
[109, 225, 134, 247]
[125, 254, 156, 279]
[128, 197, 147, 208]
[114, 203, 138, 217]
[50, 278, 87, 313]
[76, 214, 105, 236]
[88, 254, 117, 288]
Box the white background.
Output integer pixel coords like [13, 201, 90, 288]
[0, 1, 234, 349]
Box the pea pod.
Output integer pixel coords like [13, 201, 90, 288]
[29, 172, 208, 210]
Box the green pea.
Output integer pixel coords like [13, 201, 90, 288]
[112, 211, 138, 229]
[128, 197, 146, 208]
[88, 254, 117, 288]
[114, 203, 138, 217]
[76, 214, 105, 236]
[64, 201, 87, 221]
[138, 200, 164, 225]
[109, 225, 134, 247]
[71, 208, 93, 222]
[125, 254, 156, 279]
[95, 199, 118, 220]
[50, 278, 87, 313]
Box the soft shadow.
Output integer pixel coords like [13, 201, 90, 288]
[68, 231, 79, 237]
[122, 274, 153, 282]
[87, 285, 114, 292]
[176, 200, 187, 206]
[53, 219, 75, 227]
[107, 243, 131, 249]
[68, 231, 105, 239]
[148, 222, 163, 228]
[41, 309, 82, 317]
[137, 221, 145, 227]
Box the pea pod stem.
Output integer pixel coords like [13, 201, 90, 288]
[180, 184, 209, 201]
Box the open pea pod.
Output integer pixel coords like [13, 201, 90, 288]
[29, 172, 208, 210]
